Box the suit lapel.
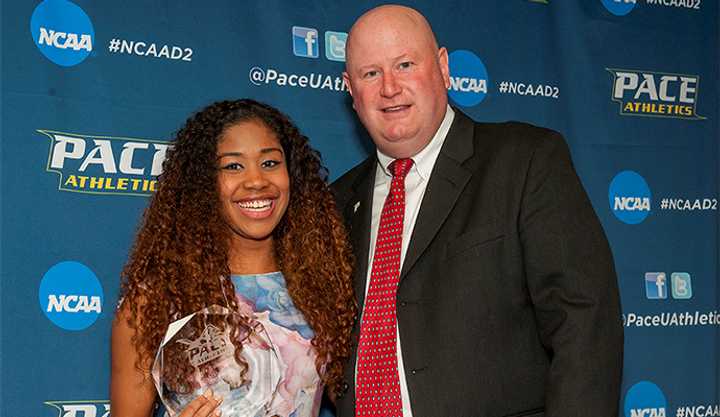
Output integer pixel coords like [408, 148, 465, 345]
[346, 157, 377, 310]
[400, 110, 475, 281]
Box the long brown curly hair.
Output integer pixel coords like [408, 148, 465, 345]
[119, 99, 356, 398]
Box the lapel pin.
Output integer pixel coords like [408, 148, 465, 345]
[353, 201, 361, 213]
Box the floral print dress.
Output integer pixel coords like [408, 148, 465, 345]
[229, 272, 322, 417]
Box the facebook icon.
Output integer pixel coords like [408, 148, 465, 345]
[292, 26, 319, 58]
[645, 272, 667, 299]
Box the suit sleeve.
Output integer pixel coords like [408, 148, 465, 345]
[518, 132, 623, 416]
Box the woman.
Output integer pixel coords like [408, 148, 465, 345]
[111, 99, 356, 417]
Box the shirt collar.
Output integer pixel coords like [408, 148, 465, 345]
[377, 105, 455, 181]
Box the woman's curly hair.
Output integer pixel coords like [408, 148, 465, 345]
[119, 99, 356, 398]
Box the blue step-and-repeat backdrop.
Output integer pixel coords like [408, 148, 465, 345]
[1, 1, 718, 416]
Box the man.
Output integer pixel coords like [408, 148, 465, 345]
[332, 5, 623, 417]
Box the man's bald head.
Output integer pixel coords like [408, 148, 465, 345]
[345, 5, 439, 70]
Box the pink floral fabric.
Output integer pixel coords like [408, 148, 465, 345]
[231, 272, 322, 417]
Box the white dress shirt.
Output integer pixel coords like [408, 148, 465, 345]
[360, 105, 455, 417]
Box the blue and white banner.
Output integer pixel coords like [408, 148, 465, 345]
[2, 1, 717, 416]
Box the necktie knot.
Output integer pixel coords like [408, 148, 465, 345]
[390, 158, 413, 180]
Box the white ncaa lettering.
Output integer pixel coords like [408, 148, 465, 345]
[521, 84, 553, 97]
[47, 294, 102, 313]
[667, 198, 717, 210]
[690, 404, 720, 417]
[502, 81, 559, 99]
[145, 43, 158, 57]
[449, 76, 487, 93]
[146, 43, 158, 57]
[630, 408, 666, 417]
[646, 0, 701, 8]
[120, 40, 133, 54]
[117, 39, 192, 61]
[133, 41, 147, 55]
[614, 196, 650, 211]
[38, 27, 92, 51]
[158, 45, 170, 58]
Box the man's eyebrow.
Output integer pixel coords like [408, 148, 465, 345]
[354, 63, 379, 73]
[354, 54, 413, 71]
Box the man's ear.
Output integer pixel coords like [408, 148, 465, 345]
[438, 47, 450, 89]
[342, 71, 354, 97]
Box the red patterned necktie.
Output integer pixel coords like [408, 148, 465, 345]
[356, 158, 413, 417]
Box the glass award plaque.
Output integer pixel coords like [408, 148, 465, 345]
[152, 305, 282, 416]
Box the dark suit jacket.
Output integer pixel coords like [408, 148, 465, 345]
[331, 110, 623, 417]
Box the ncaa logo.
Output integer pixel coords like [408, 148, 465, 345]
[30, 0, 94, 67]
[609, 170, 651, 224]
[624, 381, 667, 417]
[38, 261, 103, 331]
[448, 50, 489, 107]
[601, 0, 637, 16]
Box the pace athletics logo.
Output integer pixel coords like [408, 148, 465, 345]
[38, 130, 170, 196]
[602, 0, 637, 16]
[607, 68, 704, 120]
[30, 0, 94, 67]
[448, 50, 489, 107]
[624, 381, 667, 417]
[39, 261, 103, 331]
[45, 400, 110, 417]
[609, 171, 652, 224]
